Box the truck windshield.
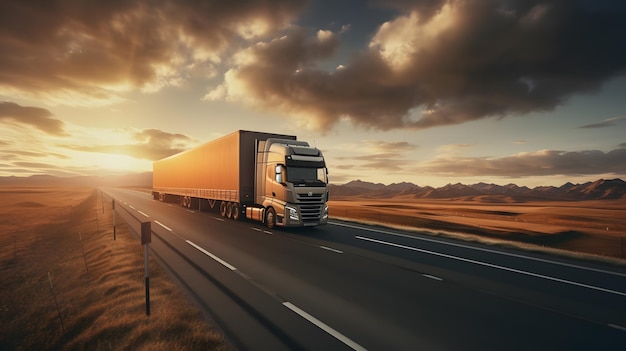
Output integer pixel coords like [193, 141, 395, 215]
[286, 167, 327, 185]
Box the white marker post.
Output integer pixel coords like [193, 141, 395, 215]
[141, 221, 151, 316]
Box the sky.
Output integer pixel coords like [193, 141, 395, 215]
[1, 0, 625, 187]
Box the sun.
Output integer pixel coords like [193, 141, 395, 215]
[93, 153, 151, 174]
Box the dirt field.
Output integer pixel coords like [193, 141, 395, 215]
[329, 196, 626, 261]
[0, 187, 232, 351]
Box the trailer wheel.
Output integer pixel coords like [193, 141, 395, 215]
[265, 208, 276, 229]
[219, 201, 227, 217]
[232, 203, 240, 221]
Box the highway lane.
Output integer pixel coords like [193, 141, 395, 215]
[103, 188, 626, 350]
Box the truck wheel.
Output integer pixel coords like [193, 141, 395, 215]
[265, 208, 276, 229]
[226, 202, 233, 218]
[219, 201, 227, 217]
[232, 203, 240, 221]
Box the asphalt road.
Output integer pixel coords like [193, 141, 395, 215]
[102, 187, 626, 350]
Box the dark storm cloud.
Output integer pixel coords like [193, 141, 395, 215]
[421, 148, 626, 177]
[0, 0, 306, 104]
[224, 0, 626, 131]
[0, 102, 67, 135]
[63, 128, 192, 160]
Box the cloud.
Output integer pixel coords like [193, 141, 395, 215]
[0, 0, 306, 106]
[363, 140, 418, 153]
[63, 128, 193, 161]
[331, 138, 418, 171]
[353, 154, 414, 171]
[420, 148, 626, 177]
[578, 116, 626, 129]
[0, 102, 67, 135]
[214, 0, 626, 131]
[10, 161, 94, 177]
[0, 150, 70, 160]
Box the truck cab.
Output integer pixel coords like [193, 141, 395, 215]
[254, 138, 329, 228]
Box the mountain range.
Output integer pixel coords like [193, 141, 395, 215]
[0, 172, 153, 187]
[329, 178, 626, 201]
[2, 173, 625, 201]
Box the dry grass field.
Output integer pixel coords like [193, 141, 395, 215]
[0, 187, 232, 351]
[329, 196, 626, 261]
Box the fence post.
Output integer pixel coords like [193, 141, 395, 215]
[48, 272, 65, 334]
[95, 209, 99, 232]
[79, 232, 88, 273]
[112, 199, 116, 241]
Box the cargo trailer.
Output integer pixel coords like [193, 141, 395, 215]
[152, 130, 329, 228]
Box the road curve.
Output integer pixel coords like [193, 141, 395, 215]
[102, 188, 626, 350]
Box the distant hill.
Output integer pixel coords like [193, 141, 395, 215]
[329, 178, 626, 201]
[3, 173, 625, 200]
[0, 172, 153, 188]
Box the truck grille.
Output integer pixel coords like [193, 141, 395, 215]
[300, 204, 323, 222]
[296, 192, 324, 222]
[296, 192, 324, 203]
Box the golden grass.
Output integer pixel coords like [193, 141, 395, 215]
[0, 187, 232, 350]
[329, 196, 626, 263]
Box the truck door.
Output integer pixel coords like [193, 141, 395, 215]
[266, 164, 286, 204]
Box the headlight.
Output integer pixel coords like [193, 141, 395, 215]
[286, 206, 299, 221]
[322, 205, 329, 219]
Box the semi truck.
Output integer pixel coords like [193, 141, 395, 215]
[152, 130, 329, 228]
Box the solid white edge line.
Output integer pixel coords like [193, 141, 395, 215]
[608, 323, 626, 332]
[423, 274, 443, 281]
[154, 220, 172, 231]
[356, 236, 626, 297]
[331, 221, 626, 278]
[282, 302, 367, 351]
[186, 240, 237, 271]
[137, 210, 149, 218]
[320, 246, 343, 254]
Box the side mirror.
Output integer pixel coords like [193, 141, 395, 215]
[275, 165, 283, 184]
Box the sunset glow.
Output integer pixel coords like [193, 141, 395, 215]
[1, 0, 625, 187]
